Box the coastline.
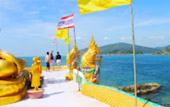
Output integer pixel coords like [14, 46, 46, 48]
[19, 55, 170, 106]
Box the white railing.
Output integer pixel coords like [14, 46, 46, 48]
[73, 69, 86, 85]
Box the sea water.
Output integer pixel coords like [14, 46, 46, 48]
[19, 55, 170, 106]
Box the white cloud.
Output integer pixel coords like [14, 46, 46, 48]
[7, 20, 57, 39]
[105, 25, 130, 31]
[27, 11, 39, 16]
[122, 8, 130, 16]
[120, 36, 125, 40]
[0, 13, 7, 23]
[148, 36, 165, 40]
[41, 6, 47, 9]
[104, 37, 109, 40]
[120, 36, 132, 41]
[70, 36, 82, 41]
[0, 0, 22, 10]
[48, 36, 56, 40]
[76, 36, 81, 40]
[135, 18, 170, 27]
[105, 17, 170, 31]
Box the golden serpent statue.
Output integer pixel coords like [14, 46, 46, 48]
[81, 34, 101, 68]
[65, 43, 79, 80]
[0, 50, 29, 106]
[80, 34, 101, 83]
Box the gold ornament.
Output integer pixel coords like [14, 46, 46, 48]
[65, 43, 79, 80]
[0, 50, 29, 106]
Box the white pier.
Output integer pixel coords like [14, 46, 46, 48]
[4, 70, 109, 107]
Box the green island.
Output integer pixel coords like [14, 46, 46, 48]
[80, 43, 170, 55]
[154, 46, 170, 55]
[106, 49, 143, 55]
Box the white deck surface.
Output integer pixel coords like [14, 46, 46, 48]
[4, 70, 109, 107]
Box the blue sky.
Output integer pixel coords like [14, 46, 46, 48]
[0, 0, 169, 57]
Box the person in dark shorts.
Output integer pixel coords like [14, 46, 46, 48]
[50, 50, 55, 71]
[56, 52, 61, 70]
[45, 52, 50, 72]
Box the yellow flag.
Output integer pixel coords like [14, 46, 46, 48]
[55, 28, 68, 39]
[64, 36, 71, 44]
[77, 0, 131, 14]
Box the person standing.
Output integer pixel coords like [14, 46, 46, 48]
[50, 50, 55, 71]
[45, 52, 50, 72]
[56, 52, 61, 70]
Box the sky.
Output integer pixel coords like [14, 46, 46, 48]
[0, 0, 170, 57]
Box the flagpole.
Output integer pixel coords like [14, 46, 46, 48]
[73, 27, 81, 91]
[68, 29, 70, 57]
[130, 2, 137, 107]
[72, 12, 81, 91]
[68, 29, 71, 73]
[56, 38, 58, 52]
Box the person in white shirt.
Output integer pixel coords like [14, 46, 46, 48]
[56, 52, 61, 70]
[45, 52, 50, 72]
[50, 50, 55, 71]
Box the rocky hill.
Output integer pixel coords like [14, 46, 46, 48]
[80, 43, 161, 55]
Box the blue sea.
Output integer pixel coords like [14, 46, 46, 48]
[19, 55, 170, 106]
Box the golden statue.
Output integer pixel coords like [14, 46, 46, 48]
[37, 56, 42, 74]
[0, 50, 29, 106]
[65, 43, 79, 80]
[80, 34, 101, 83]
[31, 57, 41, 91]
[81, 34, 101, 68]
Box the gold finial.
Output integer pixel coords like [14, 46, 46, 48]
[72, 43, 79, 53]
[73, 43, 76, 49]
[90, 33, 97, 47]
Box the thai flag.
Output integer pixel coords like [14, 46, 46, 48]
[52, 39, 56, 45]
[57, 14, 74, 29]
